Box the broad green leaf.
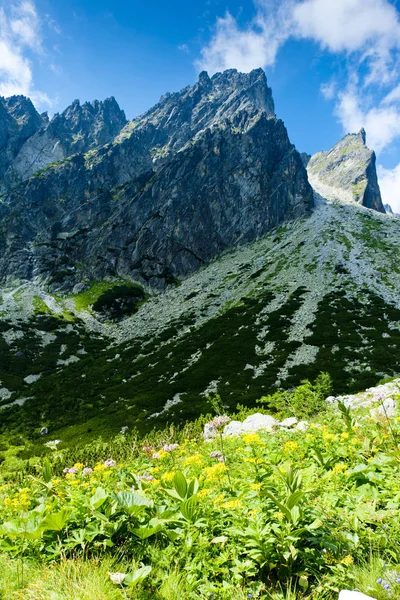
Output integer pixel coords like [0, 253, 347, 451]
[173, 472, 187, 499]
[132, 524, 162, 540]
[180, 495, 198, 522]
[114, 491, 152, 515]
[90, 487, 109, 510]
[41, 508, 72, 531]
[124, 565, 152, 587]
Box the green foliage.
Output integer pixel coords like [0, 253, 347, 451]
[257, 373, 332, 419]
[1, 396, 400, 598]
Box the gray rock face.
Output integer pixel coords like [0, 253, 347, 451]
[307, 129, 385, 213]
[0, 69, 313, 291]
[0, 95, 44, 182]
[1, 96, 127, 191]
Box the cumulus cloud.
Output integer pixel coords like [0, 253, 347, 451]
[0, 1, 51, 108]
[336, 88, 400, 153]
[377, 163, 400, 213]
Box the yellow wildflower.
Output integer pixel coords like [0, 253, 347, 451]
[250, 483, 262, 491]
[221, 499, 243, 510]
[342, 555, 354, 566]
[273, 512, 285, 520]
[73, 463, 84, 470]
[198, 488, 212, 498]
[203, 463, 228, 481]
[161, 471, 176, 482]
[333, 463, 346, 473]
[183, 454, 204, 467]
[242, 433, 263, 445]
[340, 432, 350, 440]
[213, 493, 226, 506]
[284, 441, 300, 453]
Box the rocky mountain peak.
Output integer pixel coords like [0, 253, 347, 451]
[307, 130, 385, 213]
[0, 95, 127, 192]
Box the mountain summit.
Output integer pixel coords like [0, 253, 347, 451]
[307, 129, 385, 213]
[0, 69, 312, 291]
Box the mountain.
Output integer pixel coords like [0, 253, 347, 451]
[0, 96, 127, 192]
[0, 69, 399, 448]
[0, 69, 312, 291]
[307, 128, 385, 213]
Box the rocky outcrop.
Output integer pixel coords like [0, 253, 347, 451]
[307, 128, 385, 213]
[0, 69, 313, 291]
[0, 95, 44, 182]
[1, 97, 127, 191]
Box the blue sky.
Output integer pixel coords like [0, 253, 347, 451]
[1, 0, 400, 209]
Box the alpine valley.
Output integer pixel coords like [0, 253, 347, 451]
[0, 68, 399, 452]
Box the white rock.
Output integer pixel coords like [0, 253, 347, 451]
[295, 420, 309, 431]
[279, 417, 298, 428]
[371, 397, 397, 419]
[203, 423, 217, 441]
[338, 591, 376, 600]
[223, 421, 245, 436]
[242, 413, 278, 432]
[24, 374, 42, 384]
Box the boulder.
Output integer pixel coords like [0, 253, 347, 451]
[223, 421, 245, 437]
[242, 413, 278, 432]
[204, 422, 217, 442]
[371, 397, 397, 419]
[279, 417, 298, 428]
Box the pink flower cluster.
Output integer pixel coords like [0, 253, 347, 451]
[104, 458, 116, 468]
[210, 450, 225, 462]
[209, 415, 231, 430]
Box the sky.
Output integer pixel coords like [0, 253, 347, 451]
[1, 0, 400, 210]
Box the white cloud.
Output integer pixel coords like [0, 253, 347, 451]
[336, 88, 400, 153]
[195, 1, 293, 74]
[320, 80, 336, 100]
[293, 0, 400, 54]
[0, 1, 52, 109]
[377, 163, 400, 213]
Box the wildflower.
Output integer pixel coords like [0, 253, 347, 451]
[120, 426, 129, 434]
[198, 488, 212, 498]
[109, 572, 126, 585]
[333, 463, 346, 474]
[384, 583, 390, 591]
[340, 432, 350, 440]
[94, 463, 106, 473]
[142, 445, 153, 456]
[242, 433, 263, 445]
[376, 578, 383, 584]
[273, 512, 285, 520]
[184, 454, 204, 466]
[208, 415, 231, 430]
[161, 471, 176, 482]
[210, 450, 224, 460]
[250, 483, 262, 491]
[152, 452, 161, 459]
[396, 577, 400, 583]
[73, 463, 84, 470]
[221, 499, 242, 510]
[82, 467, 93, 476]
[137, 473, 154, 482]
[284, 441, 300, 453]
[203, 463, 229, 481]
[162, 443, 179, 452]
[104, 458, 116, 468]
[63, 467, 78, 475]
[322, 431, 337, 442]
[342, 555, 353, 566]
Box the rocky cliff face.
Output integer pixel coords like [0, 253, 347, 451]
[0, 97, 127, 191]
[307, 128, 385, 213]
[0, 69, 313, 291]
[0, 95, 45, 182]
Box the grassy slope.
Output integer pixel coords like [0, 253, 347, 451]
[0, 198, 400, 454]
